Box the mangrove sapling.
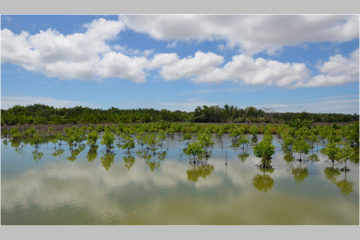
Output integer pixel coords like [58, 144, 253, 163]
[217, 129, 224, 139]
[336, 142, 355, 172]
[183, 133, 192, 143]
[56, 133, 64, 146]
[322, 142, 341, 164]
[157, 130, 167, 147]
[48, 127, 54, 132]
[2, 129, 9, 141]
[51, 138, 58, 149]
[10, 127, 19, 136]
[31, 134, 43, 149]
[87, 130, 99, 147]
[292, 138, 311, 162]
[11, 132, 22, 140]
[28, 126, 37, 136]
[250, 125, 259, 136]
[197, 133, 215, 157]
[283, 135, 295, 153]
[238, 135, 250, 151]
[253, 138, 275, 168]
[186, 141, 204, 161]
[100, 131, 116, 152]
[122, 136, 135, 154]
[136, 132, 145, 147]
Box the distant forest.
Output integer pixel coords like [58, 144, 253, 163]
[1, 104, 359, 126]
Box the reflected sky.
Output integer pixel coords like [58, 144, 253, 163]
[1, 134, 359, 225]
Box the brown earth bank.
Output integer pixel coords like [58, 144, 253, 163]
[0, 122, 356, 133]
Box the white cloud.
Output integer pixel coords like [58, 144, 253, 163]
[1, 16, 358, 88]
[157, 49, 359, 89]
[120, 15, 359, 55]
[166, 42, 177, 48]
[112, 44, 154, 57]
[6, 17, 12, 22]
[1, 96, 93, 109]
[1, 18, 156, 83]
[294, 48, 359, 88]
[160, 51, 224, 81]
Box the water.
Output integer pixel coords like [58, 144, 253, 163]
[1, 134, 359, 225]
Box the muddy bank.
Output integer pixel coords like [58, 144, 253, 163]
[0, 122, 355, 133]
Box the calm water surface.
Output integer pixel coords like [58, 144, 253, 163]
[1, 134, 359, 225]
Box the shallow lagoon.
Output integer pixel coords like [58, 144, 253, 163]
[1, 133, 359, 225]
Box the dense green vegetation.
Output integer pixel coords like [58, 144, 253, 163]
[1, 104, 358, 126]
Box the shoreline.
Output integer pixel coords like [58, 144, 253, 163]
[0, 122, 355, 133]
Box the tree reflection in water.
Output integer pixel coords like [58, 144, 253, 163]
[101, 152, 116, 171]
[32, 150, 44, 162]
[292, 166, 309, 185]
[140, 151, 160, 172]
[252, 168, 274, 193]
[124, 155, 135, 170]
[238, 152, 249, 163]
[52, 149, 65, 157]
[66, 144, 86, 162]
[186, 161, 215, 183]
[86, 145, 98, 162]
[324, 166, 355, 195]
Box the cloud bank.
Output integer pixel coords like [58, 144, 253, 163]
[1, 16, 359, 88]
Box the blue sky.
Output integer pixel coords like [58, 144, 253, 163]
[1, 15, 359, 113]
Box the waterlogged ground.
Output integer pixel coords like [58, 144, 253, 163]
[1, 133, 359, 225]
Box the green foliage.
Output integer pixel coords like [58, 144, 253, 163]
[183, 133, 192, 141]
[10, 127, 19, 135]
[253, 137, 275, 159]
[250, 125, 259, 136]
[48, 127, 54, 131]
[2, 129, 10, 138]
[11, 132, 22, 139]
[293, 138, 311, 156]
[186, 141, 204, 159]
[100, 131, 115, 150]
[322, 142, 341, 162]
[31, 134, 43, 146]
[122, 136, 135, 152]
[2, 104, 356, 126]
[87, 130, 99, 147]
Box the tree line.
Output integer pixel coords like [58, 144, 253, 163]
[1, 103, 358, 126]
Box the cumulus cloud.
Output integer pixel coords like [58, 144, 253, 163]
[156, 49, 359, 89]
[160, 51, 224, 80]
[166, 42, 177, 48]
[121, 15, 359, 55]
[1, 18, 159, 83]
[294, 48, 359, 88]
[1, 16, 358, 88]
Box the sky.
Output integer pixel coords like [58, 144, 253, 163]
[1, 15, 359, 114]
